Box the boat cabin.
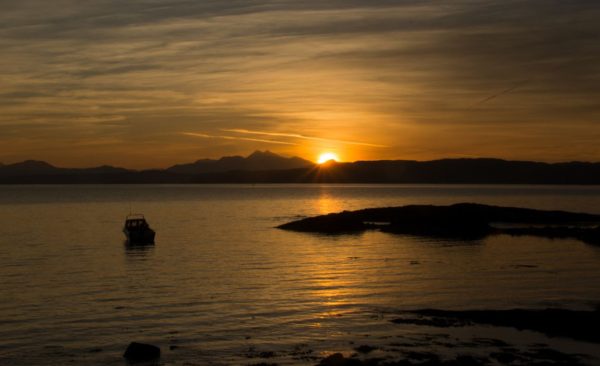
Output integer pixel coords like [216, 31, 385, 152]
[125, 214, 150, 231]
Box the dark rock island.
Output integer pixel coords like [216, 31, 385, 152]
[278, 203, 600, 245]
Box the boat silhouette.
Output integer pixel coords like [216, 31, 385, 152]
[123, 214, 155, 244]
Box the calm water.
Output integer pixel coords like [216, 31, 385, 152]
[1, 184, 600, 365]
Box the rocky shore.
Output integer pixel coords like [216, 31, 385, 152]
[236, 307, 600, 365]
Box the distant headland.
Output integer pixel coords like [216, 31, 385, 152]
[2, 151, 600, 184]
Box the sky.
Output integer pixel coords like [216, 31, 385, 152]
[1, 0, 599, 168]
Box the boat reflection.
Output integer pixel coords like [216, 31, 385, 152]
[123, 240, 155, 259]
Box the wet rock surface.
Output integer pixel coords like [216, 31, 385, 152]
[391, 308, 600, 343]
[233, 329, 593, 366]
[230, 307, 598, 366]
[311, 347, 587, 365]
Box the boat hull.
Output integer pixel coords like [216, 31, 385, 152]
[123, 228, 155, 244]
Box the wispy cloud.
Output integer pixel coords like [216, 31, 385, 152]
[222, 129, 388, 147]
[182, 132, 297, 145]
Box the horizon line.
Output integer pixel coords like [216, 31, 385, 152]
[1, 154, 599, 171]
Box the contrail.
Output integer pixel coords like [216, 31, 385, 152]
[182, 132, 297, 145]
[222, 128, 388, 148]
[472, 79, 531, 107]
[472, 56, 577, 108]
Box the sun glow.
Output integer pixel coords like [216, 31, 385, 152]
[317, 152, 339, 164]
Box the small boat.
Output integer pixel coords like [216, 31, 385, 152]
[123, 214, 155, 244]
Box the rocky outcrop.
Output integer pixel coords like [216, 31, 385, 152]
[278, 203, 600, 244]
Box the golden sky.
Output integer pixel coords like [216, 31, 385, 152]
[1, 1, 600, 168]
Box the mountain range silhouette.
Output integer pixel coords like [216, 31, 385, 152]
[2, 151, 600, 184]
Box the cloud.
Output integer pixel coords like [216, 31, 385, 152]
[181, 132, 297, 145]
[222, 128, 388, 147]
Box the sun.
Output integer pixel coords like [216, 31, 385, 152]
[317, 152, 339, 164]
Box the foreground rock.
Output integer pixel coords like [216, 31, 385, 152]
[392, 308, 600, 343]
[278, 203, 600, 244]
[123, 342, 161, 362]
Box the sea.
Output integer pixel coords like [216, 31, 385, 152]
[1, 184, 600, 365]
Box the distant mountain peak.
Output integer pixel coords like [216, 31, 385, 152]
[0, 160, 59, 176]
[247, 150, 279, 158]
[167, 151, 314, 174]
[15, 160, 56, 168]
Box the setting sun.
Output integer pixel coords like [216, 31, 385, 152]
[317, 152, 339, 164]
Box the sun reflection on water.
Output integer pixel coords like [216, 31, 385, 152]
[316, 190, 344, 215]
